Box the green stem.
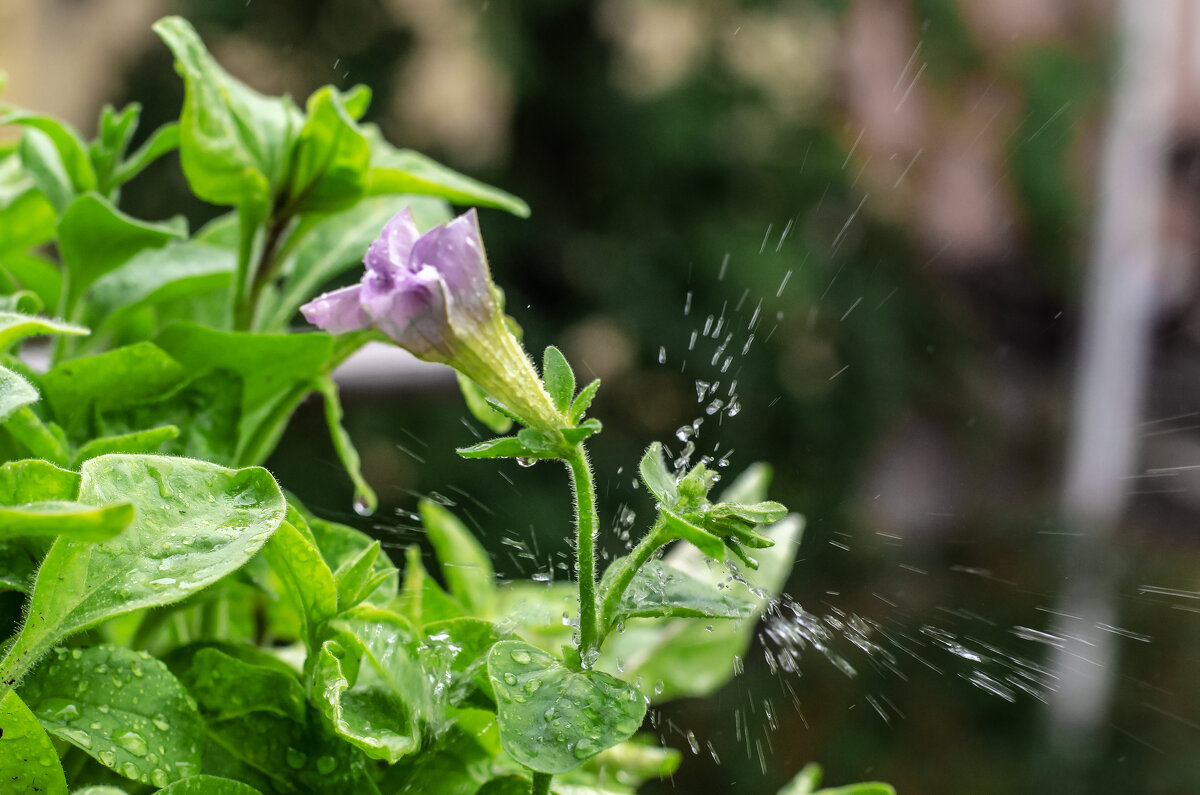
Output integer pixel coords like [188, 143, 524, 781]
[231, 205, 258, 331]
[531, 772, 552, 795]
[565, 446, 599, 666]
[596, 516, 670, 643]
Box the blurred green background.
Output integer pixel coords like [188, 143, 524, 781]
[7, 0, 1200, 792]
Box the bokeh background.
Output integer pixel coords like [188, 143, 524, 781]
[5, 0, 1200, 792]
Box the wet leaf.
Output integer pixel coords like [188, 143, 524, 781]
[638, 443, 676, 505]
[0, 455, 285, 691]
[598, 516, 803, 702]
[20, 644, 204, 787]
[305, 509, 398, 608]
[155, 775, 263, 795]
[0, 690, 67, 795]
[488, 640, 646, 774]
[568, 379, 601, 425]
[606, 559, 757, 623]
[0, 500, 133, 542]
[311, 606, 436, 763]
[168, 643, 306, 723]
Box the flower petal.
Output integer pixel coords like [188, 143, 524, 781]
[409, 209, 496, 327]
[361, 264, 453, 359]
[300, 284, 371, 333]
[364, 207, 421, 277]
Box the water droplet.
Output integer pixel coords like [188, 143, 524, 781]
[503, 673, 518, 686]
[99, 750, 116, 767]
[524, 679, 542, 694]
[657, 346, 667, 364]
[574, 737, 603, 759]
[517, 457, 537, 468]
[121, 761, 140, 779]
[510, 649, 532, 664]
[653, 680, 665, 695]
[353, 494, 375, 517]
[151, 714, 170, 732]
[285, 747, 308, 769]
[151, 769, 170, 787]
[705, 399, 725, 415]
[58, 727, 91, 748]
[686, 730, 700, 754]
[115, 731, 148, 757]
[317, 755, 337, 774]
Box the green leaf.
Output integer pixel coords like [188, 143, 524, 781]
[14, 129, 74, 212]
[315, 377, 375, 517]
[42, 342, 186, 433]
[598, 516, 802, 703]
[155, 775, 264, 795]
[457, 436, 538, 460]
[493, 582, 577, 654]
[153, 17, 300, 209]
[0, 459, 79, 503]
[487, 640, 646, 774]
[284, 86, 370, 214]
[0, 364, 37, 423]
[304, 508, 398, 607]
[396, 545, 465, 626]
[0, 690, 67, 795]
[718, 462, 773, 505]
[71, 425, 180, 466]
[419, 499, 495, 617]
[200, 703, 380, 795]
[108, 122, 180, 189]
[4, 113, 95, 210]
[258, 194, 450, 331]
[638, 442, 677, 505]
[3, 406, 69, 465]
[660, 508, 724, 560]
[778, 763, 897, 795]
[89, 103, 141, 192]
[1, 253, 61, 311]
[71, 787, 131, 795]
[578, 738, 681, 790]
[57, 193, 185, 310]
[365, 127, 530, 217]
[153, 323, 330, 415]
[86, 241, 233, 330]
[420, 617, 502, 707]
[542, 346, 575, 415]
[312, 606, 437, 763]
[457, 373, 513, 434]
[0, 311, 88, 353]
[20, 644, 204, 786]
[169, 644, 306, 723]
[0, 455, 285, 693]
[0, 500, 133, 542]
[261, 521, 337, 651]
[606, 559, 757, 623]
[560, 418, 602, 446]
[334, 540, 385, 612]
[0, 153, 56, 253]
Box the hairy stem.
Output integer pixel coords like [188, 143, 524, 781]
[531, 772, 552, 795]
[597, 516, 669, 643]
[565, 446, 599, 666]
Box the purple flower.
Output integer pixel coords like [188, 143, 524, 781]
[301, 207, 497, 361]
[302, 207, 564, 429]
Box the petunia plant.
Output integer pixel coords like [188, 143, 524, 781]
[0, 15, 893, 795]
